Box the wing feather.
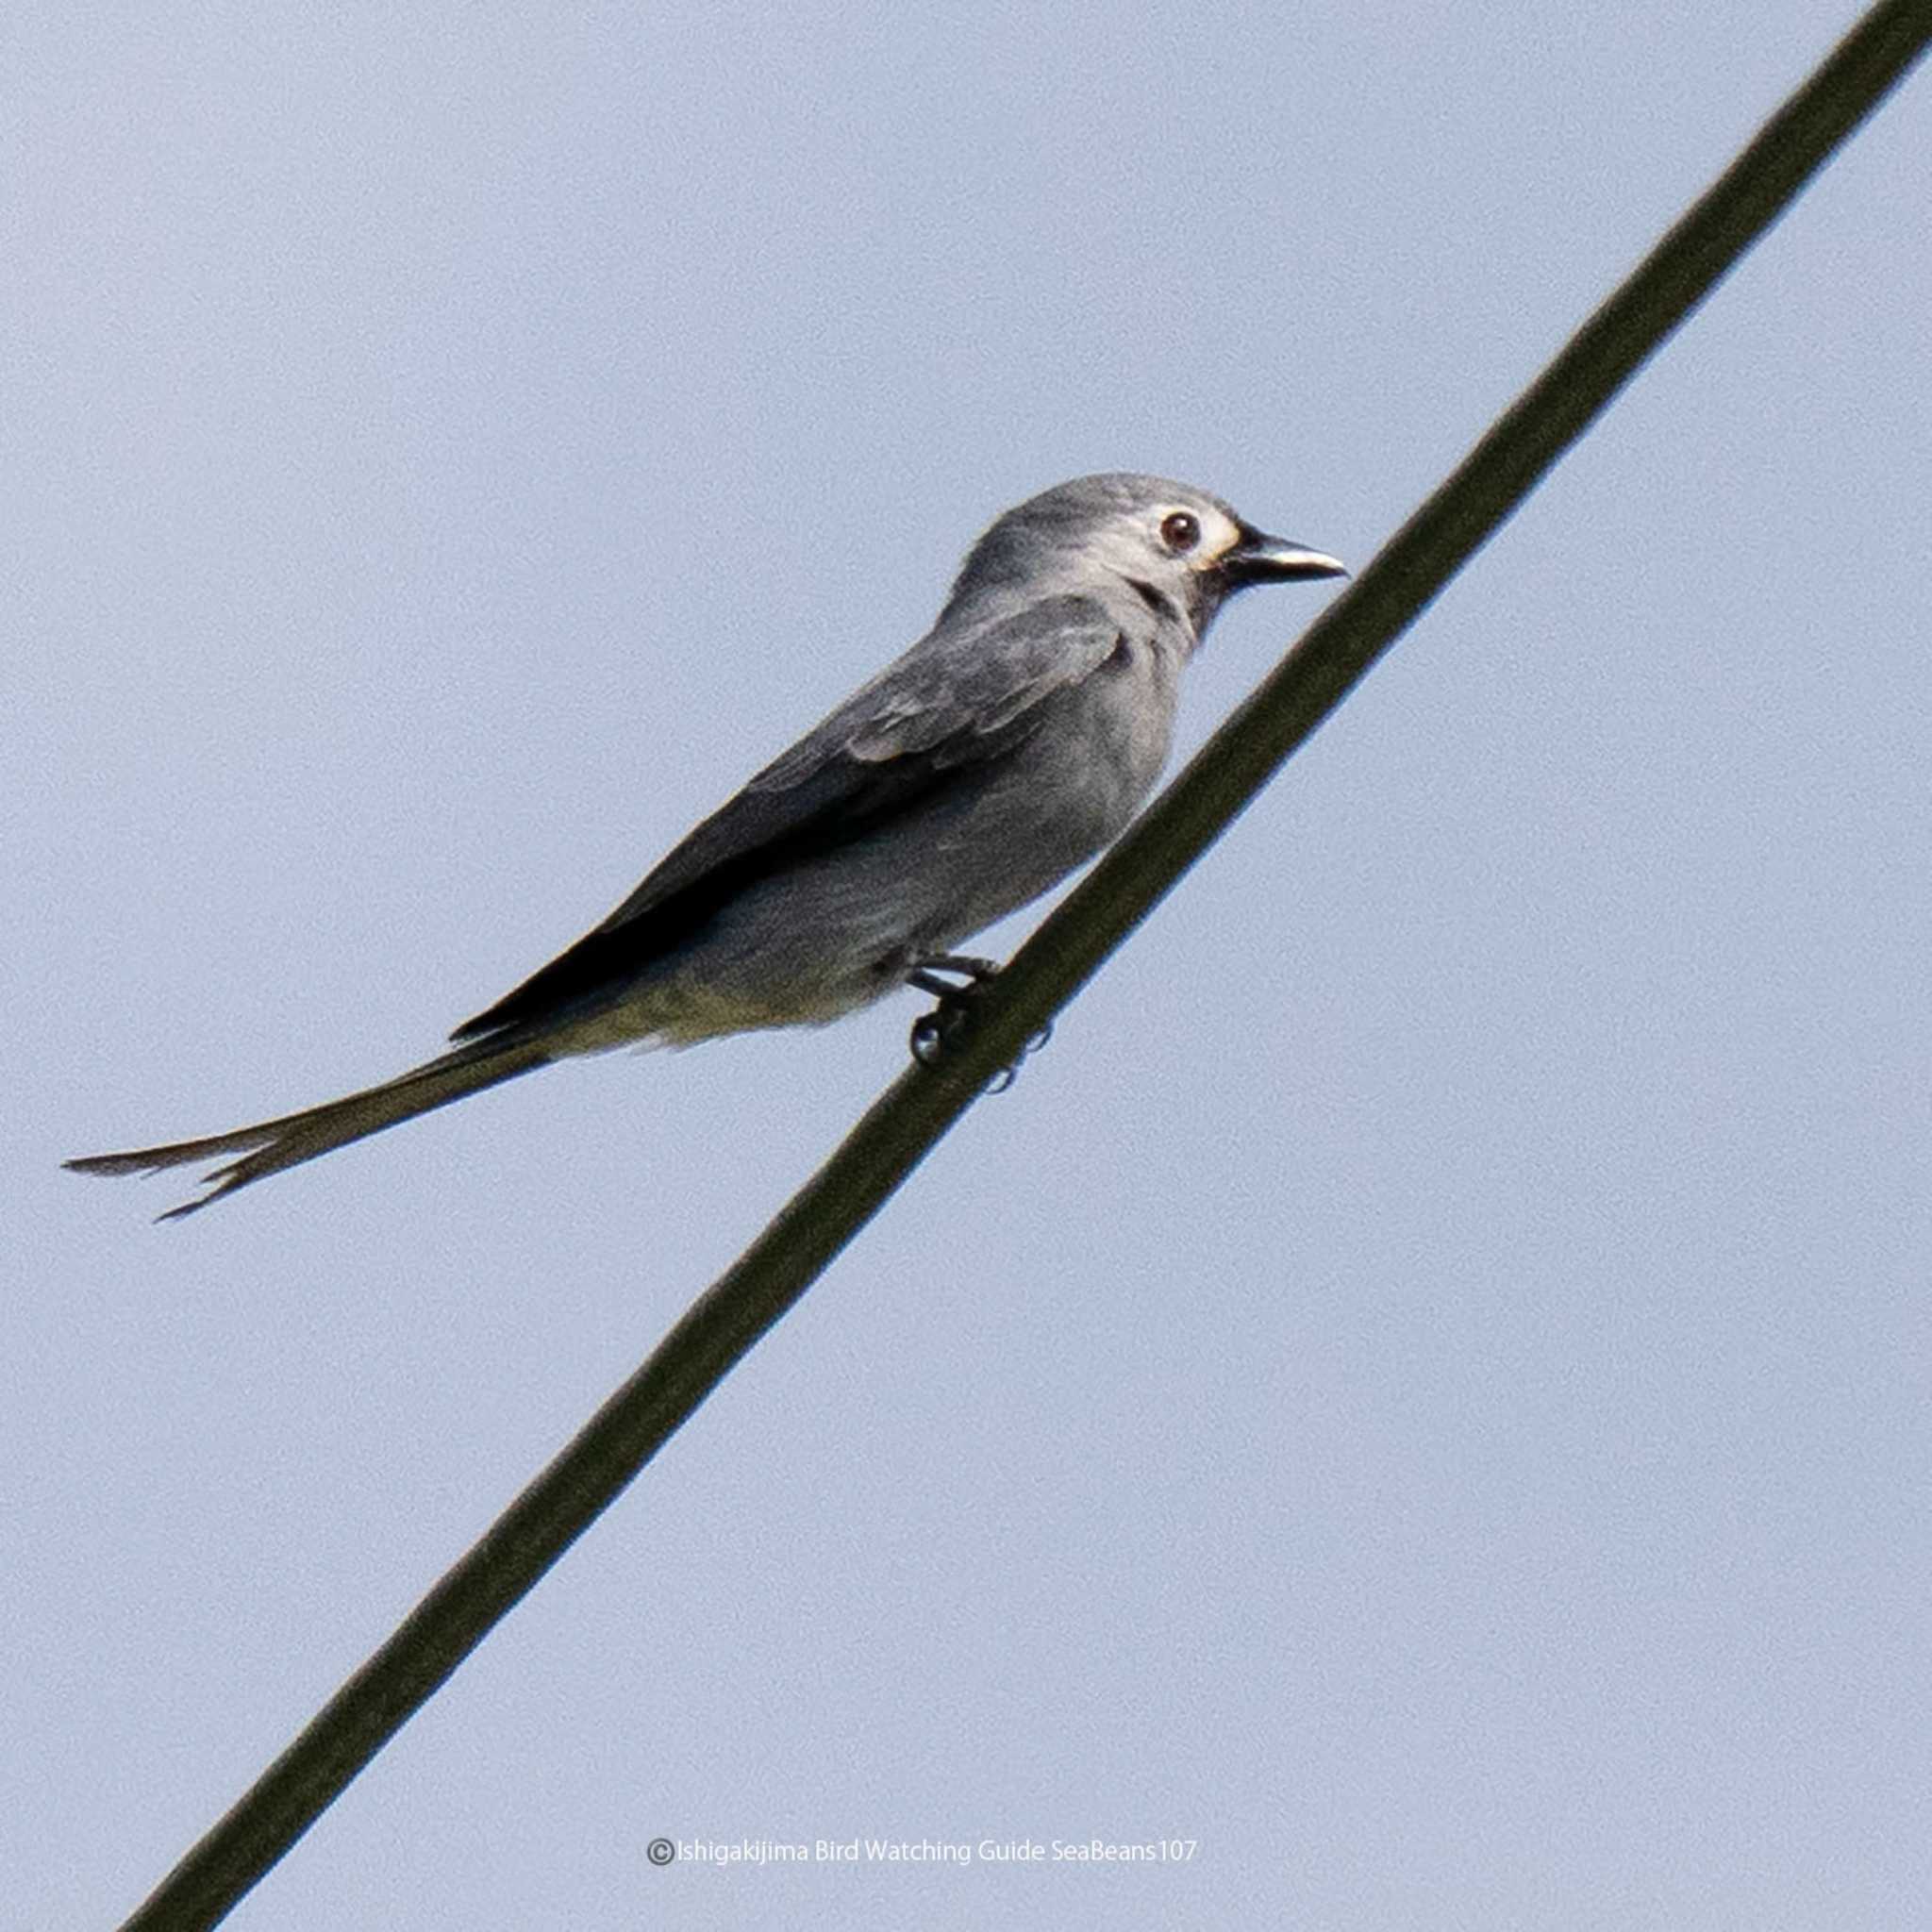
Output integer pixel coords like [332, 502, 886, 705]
[450, 596, 1121, 1041]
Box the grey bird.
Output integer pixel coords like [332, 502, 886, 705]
[68, 474, 1344, 1216]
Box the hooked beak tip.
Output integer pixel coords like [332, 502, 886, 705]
[1226, 526, 1349, 586]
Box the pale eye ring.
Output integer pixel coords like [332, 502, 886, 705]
[1159, 510, 1202, 554]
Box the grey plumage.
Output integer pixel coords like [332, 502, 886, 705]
[67, 473, 1344, 1216]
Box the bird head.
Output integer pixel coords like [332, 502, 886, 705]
[947, 473, 1346, 638]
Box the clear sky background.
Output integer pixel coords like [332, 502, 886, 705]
[8, 5, 1928, 1926]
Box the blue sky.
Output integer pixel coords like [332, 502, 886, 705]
[8, 6, 1929, 1926]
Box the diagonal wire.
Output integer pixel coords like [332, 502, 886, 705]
[119, 4, 1931, 1925]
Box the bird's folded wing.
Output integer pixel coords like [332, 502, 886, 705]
[450, 595, 1122, 1041]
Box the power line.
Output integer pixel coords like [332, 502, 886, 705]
[117, 5, 1932, 1924]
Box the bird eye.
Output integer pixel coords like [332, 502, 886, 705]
[1159, 510, 1201, 554]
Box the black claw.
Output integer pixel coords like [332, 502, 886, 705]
[908, 989, 977, 1067]
[904, 955, 1053, 1091]
[909, 1010, 945, 1067]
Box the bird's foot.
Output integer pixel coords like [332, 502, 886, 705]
[906, 957, 1052, 1091]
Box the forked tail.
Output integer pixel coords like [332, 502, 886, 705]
[66, 1035, 552, 1219]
